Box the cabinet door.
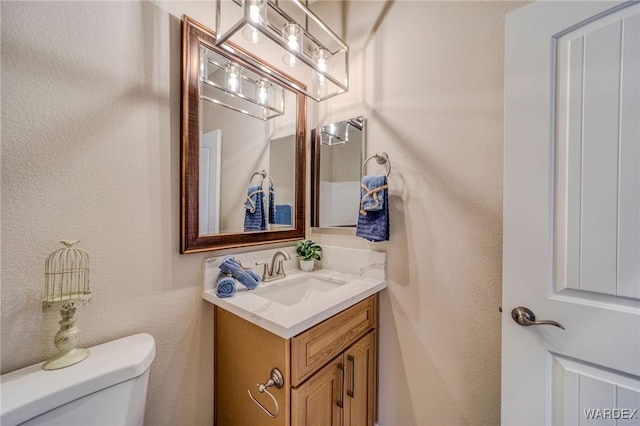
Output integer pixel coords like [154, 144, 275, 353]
[343, 331, 376, 426]
[291, 356, 344, 426]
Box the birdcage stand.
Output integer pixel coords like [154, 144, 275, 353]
[42, 240, 92, 370]
[42, 297, 91, 370]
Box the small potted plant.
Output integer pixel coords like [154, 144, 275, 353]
[295, 240, 322, 272]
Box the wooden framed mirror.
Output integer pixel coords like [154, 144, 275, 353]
[181, 16, 306, 253]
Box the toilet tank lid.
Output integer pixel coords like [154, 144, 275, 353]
[0, 333, 156, 426]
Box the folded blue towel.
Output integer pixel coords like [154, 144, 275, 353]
[219, 255, 261, 290]
[244, 185, 266, 231]
[268, 185, 276, 225]
[356, 175, 390, 242]
[216, 273, 236, 298]
[275, 204, 292, 225]
[360, 175, 387, 212]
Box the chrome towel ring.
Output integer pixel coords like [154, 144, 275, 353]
[249, 169, 267, 185]
[362, 152, 391, 177]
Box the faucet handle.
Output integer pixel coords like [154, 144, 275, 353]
[255, 262, 270, 281]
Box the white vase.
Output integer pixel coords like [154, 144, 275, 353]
[299, 259, 314, 272]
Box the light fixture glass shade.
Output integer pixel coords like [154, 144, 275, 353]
[320, 122, 348, 145]
[255, 78, 271, 105]
[215, 0, 348, 102]
[241, 0, 266, 43]
[312, 47, 331, 99]
[225, 62, 243, 92]
[282, 23, 302, 67]
[200, 45, 285, 120]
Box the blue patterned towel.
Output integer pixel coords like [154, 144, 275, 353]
[244, 185, 266, 231]
[216, 273, 236, 298]
[219, 255, 261, 290]
[360, 175, 387, 212]
[356, 175, 389, 242]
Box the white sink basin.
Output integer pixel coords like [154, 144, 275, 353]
[253, 275, 347, 306]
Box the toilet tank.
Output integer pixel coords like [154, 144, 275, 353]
[0, 333, 156, 426]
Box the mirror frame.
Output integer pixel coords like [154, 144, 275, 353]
[181, 16, 306, 253]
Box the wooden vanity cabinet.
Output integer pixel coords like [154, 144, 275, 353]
[214, 295, 378, 426]
[291, 331, 376, 426]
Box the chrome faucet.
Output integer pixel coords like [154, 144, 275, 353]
[257, 251, 291, 282]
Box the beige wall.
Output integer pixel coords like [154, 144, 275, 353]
[0, 2, 216, 424]
[312, 1, 526, 425]
[1, 1, 526, 426]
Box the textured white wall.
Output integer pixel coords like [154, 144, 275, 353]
[312, 1, 526, 424]
[1, 2, 217, 424]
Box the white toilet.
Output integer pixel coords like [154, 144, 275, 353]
[0, 333, 156, 426]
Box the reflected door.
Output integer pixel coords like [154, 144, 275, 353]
[503, 1, 640, 424]
[199, 129, 221, 235]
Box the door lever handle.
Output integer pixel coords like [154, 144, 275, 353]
[511, 307, 565, 329]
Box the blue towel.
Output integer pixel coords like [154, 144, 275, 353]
[216, 273, 236, 298]
[275, 204, 292, 225]
[268, 185, 276, 225]
[356, 175, 389, 242]
[219, 255, 261, 290]
[244, 185, 266, 231]
[360, 175, 387, 212]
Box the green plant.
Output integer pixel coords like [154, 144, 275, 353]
[295, 240, 322, 261]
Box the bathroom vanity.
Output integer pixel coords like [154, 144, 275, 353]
[203, 246, 386, 425]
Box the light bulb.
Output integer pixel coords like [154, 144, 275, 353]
[313, 47, 331, 87]
[225, 62, 242, 93]
[282, 23, 301, 67]
[241, 0, 266, 43]
[256, 78, 270, 105]
[314, 47, 329, 72]
[249, 4, 260, 23]
[287, 35, 299, 51]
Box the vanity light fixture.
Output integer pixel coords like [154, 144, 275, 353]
[214, 0, 349, 102]
[200, 45, 285, 121]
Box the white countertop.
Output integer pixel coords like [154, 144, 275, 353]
[203, 268, 386, 339]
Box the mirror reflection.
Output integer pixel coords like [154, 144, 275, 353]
[311, 116, 365, 228]
[199, 46, 297, 236]
[181, 17, 305, 254]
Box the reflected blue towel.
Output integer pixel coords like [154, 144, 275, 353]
[244, 185, 266, 231]
[268, 185, 276, 225]
[216, 273, 236, 298]
[275, 205, 292, 225]
[356, 175, 389, 242]
[219, 255, 261, 290]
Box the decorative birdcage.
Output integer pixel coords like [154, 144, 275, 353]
[42, 240, 91, 370]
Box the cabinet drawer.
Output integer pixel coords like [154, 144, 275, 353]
[291, 296, 377, 386]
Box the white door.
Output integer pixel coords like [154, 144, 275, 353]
[199, 129, 222, 235]
[503, 1, 640, 425]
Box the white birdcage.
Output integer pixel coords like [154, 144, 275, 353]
[42, 240, 91, 370]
